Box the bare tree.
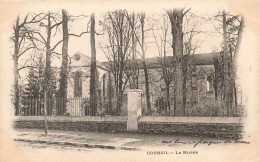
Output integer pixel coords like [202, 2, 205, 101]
[59, 12, 98, 116]
[58, 9, 69, 115]
[209, 11, 244, 116]
[223, 11, 244, 116]
[100, 10, 132, 114]
[127, 12, 139, 89]
[166, 8, 190, 116]
[182, 12, 201, 115]
[125, 12, 154, 114]
[232, 16, 244, 115]
[134, 13, 152, 114]
[43, 12, 63, 116]
[90, 13, 97, 116]
[222, 11, 231, 116]
[18, 12, 63, 136]
[12, 13, 47, 115]
[153, 15, 174, 113]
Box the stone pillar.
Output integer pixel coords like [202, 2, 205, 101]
[127, 89, 142, 132]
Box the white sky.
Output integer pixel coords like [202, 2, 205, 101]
[64, 9, 223, 62]
[16, 7, 225, 80]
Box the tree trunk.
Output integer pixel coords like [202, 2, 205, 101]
[131, 13, 138, 89]
[228, 46, 234, 115]
[116, 16, 124, 115]
[140, 13, 151, 115]
[234, 83, 237, 115]
[143, 62, 151, 114]
[213, 57, 219, 101]
[40, 12, 51, 134]
[107, 72, 112, 113]
[117, 70, 123, 114]
[13, 16, 20, 116]
[90, 13, 97, 116]
[167, 9, 184, 116]
[45, 12, 52, 115]
[166, 83, 171, 112]
[102, 74, 106, 113]
[14, 56, 19, 115]
[182, 58, 188, 115]
[44, 91, 48, 136]
[222, 11, 231, 116]
[232, 17, 244, 114]
[59, 9, 69, 115]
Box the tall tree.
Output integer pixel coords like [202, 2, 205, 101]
[153, 15, 174, 113]
[232, 16, 244, 114]
[126, 12, 152, 114]
[13, 17, 21, 116]
[182, 12, 201, 115]
[222, 10, 233, 116]
[26, 12, 63, 115]
[89, 13, 97, 116]
[208, 11, 244, 116]
[166, 9, 189, 116]
[58, 9, 69, 115]
[44, 12, 53, 115]
[222, 11, 244, 116]
[128, 12, 139, 89]
[12, 13, 47, 115]
[127, 13, 152, 114]
[139, 13, 152, 115]
[101, 10, 132, 114]
[107, 72, 113, 113]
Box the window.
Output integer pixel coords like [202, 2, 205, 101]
[206, 76, 213, 92]
[74, 71, 82, 97]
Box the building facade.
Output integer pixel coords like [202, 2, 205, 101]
[67, 51, 232, 116]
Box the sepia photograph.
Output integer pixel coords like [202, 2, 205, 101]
[0, 0, 259, 161]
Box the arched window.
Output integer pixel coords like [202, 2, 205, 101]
[74, 71, 82, 97]
[206, 76, 213, 92]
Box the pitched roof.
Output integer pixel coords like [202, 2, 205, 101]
[71, 51, 220, 71]
[70, 51, 109, 71]
[102, 52, 220, 70]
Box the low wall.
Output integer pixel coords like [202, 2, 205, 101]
[13, 116, 127, 132]
[138, 116, 244, 139]
[13, 116, 244, 139]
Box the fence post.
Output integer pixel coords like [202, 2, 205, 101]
[127, 89, 142, 132]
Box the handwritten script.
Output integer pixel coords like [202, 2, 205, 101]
[162, 139, 250, 148]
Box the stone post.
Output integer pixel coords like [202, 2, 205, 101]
[127, 89, 142, 132]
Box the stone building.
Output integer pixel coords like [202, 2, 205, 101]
[66, 51, 109, 116]
[67, 51, 227, 116]
[124, 53, 219, 116]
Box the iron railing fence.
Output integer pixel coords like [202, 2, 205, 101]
[19, 97, 127, 117]
[19, 92, 245, 117]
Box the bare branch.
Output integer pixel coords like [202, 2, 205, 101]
[18, 65, 38, 71]
[51, 40, 63, 51]
[69, 31, 89, 37]
[18, 46, 37, 58]
[51, 21, 63, 29]
[183, 8, 191, 16]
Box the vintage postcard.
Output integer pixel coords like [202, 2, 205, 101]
[0, 0, 259, 161]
